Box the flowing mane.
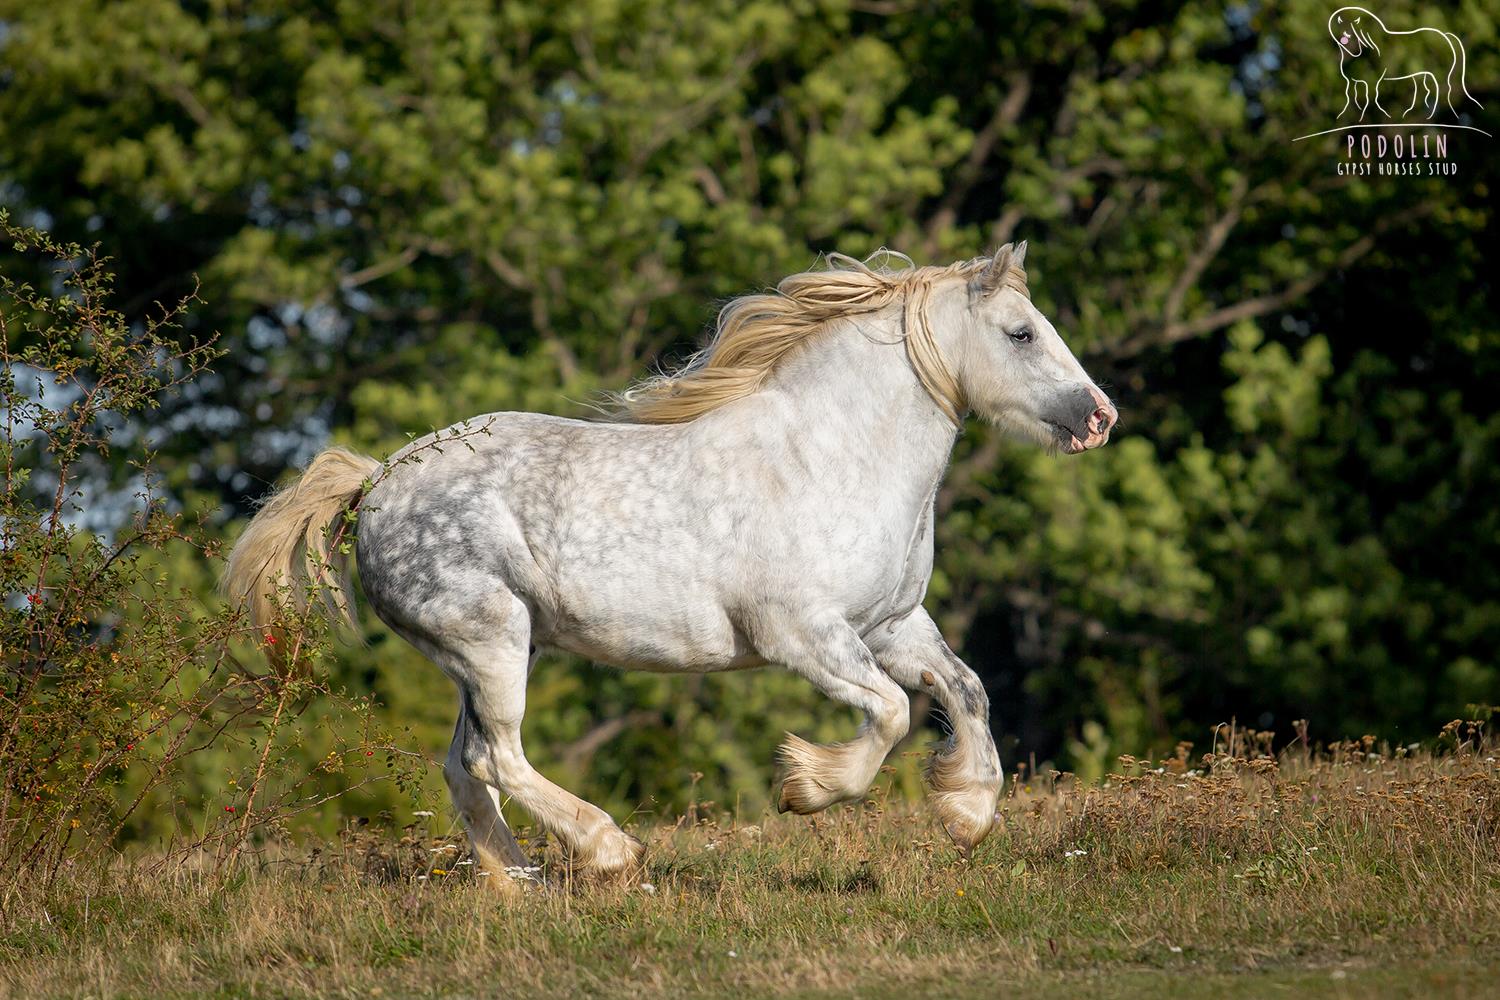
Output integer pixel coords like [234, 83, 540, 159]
[613, 249, 1030, 425]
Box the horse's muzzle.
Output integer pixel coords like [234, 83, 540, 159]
[1050, 387, 1117, 454]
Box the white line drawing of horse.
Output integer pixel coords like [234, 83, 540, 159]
[223, 244, 1118, 883]
[1329, 6, 1483, 121]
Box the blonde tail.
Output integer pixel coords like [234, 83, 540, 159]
[222, 447, 382, 638]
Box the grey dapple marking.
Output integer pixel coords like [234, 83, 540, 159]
[223, 243, 1117, 881]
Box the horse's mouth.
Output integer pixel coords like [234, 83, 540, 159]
[1042, 395, 1115, 455]
[1046, 421, 1093, 455]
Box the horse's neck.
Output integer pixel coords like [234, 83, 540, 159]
[763, 312, 959, 507]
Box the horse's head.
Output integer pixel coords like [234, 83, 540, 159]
[1329, 6, 1378, 58]
[951, 242, 1116, 455]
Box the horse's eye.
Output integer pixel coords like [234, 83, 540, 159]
[1008, 327, 1033, 344]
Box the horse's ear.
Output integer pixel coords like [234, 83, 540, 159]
[1011, 239, 1028, 269]
[979, 243, 1015, 295]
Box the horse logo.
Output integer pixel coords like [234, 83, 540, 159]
[1329, 6, 1483, 121]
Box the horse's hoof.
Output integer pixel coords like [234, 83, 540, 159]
[776, 733, 862, 814]
[777, 772, 823, 815]
[926, 746, 1000, 855]
[575, 830, 645, 883]
[932, 788, 998, 855]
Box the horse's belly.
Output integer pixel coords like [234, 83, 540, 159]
[548, 628, 763, 673]
[539, 572, 757, 671]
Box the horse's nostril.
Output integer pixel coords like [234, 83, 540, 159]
[1091, 407, 1113, 435]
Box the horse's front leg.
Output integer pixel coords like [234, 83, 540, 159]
[869, 609, 1002, 855]
[751, 609, 910, 815]
[1372, 72, 1390, 117]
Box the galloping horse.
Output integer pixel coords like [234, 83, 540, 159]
[224, 243, 1117, 881]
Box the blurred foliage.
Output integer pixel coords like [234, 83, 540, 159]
[0, 219, 419, 885]
[0, 0, 1495, 836]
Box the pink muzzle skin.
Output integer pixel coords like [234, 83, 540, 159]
[1062, 392, 1118, 454]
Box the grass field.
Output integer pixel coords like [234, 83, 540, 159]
[2, 731, 1497, 999]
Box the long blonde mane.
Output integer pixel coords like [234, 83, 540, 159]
[613, 249, 1030, 426]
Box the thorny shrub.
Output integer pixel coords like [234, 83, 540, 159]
[0, 217, 419, 910]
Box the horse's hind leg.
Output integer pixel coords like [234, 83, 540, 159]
[429, 594, 643, 880]
[444, 709, 531, 888]
[752, 610, 910, 814]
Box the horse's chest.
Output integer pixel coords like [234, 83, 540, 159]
[881, 503, 937, 618]
[822, 499, 936, 629]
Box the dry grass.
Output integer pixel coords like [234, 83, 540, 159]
[2, 728, 1497, 999]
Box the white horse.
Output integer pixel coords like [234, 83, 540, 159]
[224, 243, 1116, 882]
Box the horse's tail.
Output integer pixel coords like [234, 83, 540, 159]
[1446, 32, 1483, 108]
[222, 446, 382, 642]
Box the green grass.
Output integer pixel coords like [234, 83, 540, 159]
[2, 742, 1496, 998]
